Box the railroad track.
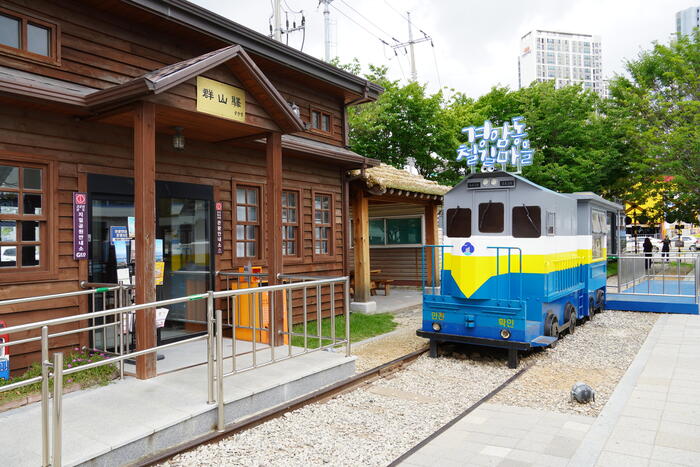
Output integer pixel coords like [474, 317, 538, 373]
[140, 347, 430, 466]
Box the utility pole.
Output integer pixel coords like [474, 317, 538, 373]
[391, 11, 432, 82]
[407, 12, 417, 82]
[273, 0, 282, 41]
[320, 0, 334, 62]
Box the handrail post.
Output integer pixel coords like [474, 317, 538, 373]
[206, 290, 215, 404]
[344, 278, 351, 357]
[216, 308, 225, 432]
[52, 352, 63, 467]
[41, 326, 50, 467]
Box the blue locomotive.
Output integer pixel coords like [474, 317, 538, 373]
[417, 171, 622, 367]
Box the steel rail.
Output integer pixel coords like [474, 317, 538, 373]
[137, 347, 431, 466]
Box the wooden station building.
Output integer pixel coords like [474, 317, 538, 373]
[0, 0, 383, 378]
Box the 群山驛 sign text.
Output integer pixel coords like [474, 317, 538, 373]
[456, 116, 534, 172]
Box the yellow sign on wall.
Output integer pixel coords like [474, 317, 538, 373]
[196, 76, 246, 122]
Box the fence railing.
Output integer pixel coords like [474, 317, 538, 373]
[421, 245, 450, 295]
[608, 253, 699, 302]
[0, 275, 350, 466]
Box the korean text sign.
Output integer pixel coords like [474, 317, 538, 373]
[457, 116, 535, 172]
[196, 76, 246, 122]
[73, 192, 88, 260]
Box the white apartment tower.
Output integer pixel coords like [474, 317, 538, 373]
[676, 6, 700, 36]
[518, 30, 604, 96]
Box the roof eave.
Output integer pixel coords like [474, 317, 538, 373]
[121, 0, 383, 101]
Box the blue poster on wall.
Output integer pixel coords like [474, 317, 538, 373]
[110, 226, 129, 245]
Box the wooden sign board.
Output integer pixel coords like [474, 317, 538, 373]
[196, 76, 246, 122]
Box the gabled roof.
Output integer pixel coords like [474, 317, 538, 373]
[85, 45, 305, 133]
[351, 163, 451, 196]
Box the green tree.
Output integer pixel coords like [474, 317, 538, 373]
[608, 30, 700, 219]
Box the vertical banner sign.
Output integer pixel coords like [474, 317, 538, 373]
[215, 202, 224, 255]
[73, 192, 88, 260]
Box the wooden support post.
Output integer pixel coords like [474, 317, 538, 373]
[425, 203, 439, 284]
[352, 188, 371, 302]
[266, 132, 284, 345]
[133, 101, 157, 379]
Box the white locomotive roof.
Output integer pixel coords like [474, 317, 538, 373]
[565, 192, 624, 212]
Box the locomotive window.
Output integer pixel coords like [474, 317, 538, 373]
[478, 202, 504, 233]
[446, 208, 471, 237]
[512, 206, 541, 238]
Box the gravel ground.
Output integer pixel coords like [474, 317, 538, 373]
[351, 309, 426, 372]
[161, 356, 517, 467]
[160, 309, 658, 466]
[491, 310, 658, 416]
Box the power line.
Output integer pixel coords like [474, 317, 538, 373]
[328, 2, 391, 47]
[338, 0, 398, 43]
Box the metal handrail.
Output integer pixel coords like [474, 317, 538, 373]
[0, 275, 351, 465]
[488, 246, 523, 301]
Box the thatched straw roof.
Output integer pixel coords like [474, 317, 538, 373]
[351, 163, 451, 196]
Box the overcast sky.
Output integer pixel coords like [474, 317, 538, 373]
[190, 0, 696, 98]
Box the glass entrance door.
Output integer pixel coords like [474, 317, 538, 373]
[88, 175, 213, 344]
[157, 196, 211, 341]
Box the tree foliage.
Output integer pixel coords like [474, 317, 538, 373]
[607, 30, 700, 222]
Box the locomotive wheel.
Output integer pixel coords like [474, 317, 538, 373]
[545, 314, 559, 338]
[595, 289, 605, 312]
[565, 303, 576, 334]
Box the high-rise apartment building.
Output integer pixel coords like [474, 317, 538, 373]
[518, 30, 604, 96]
[676, 6, 700, 36]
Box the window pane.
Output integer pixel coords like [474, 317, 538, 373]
[236, 206, 246, 221]
[21, 221, 40, 241]
[312, 111, 319, 129]
[22, 245, 40, 266]
[23, 168, 42, 190]
[287, 241, 296, 255]
[236, 225, 244, 239]
[288, 208, 296, 223]
[246, 225, 256, 240]
[386, 218, 422, 244]
[446, 208, 471, 238]
[314, 196, 321, 210]
[236, 188, 245, 203]
[512, 206, 541, 238]
[281, 208, 288, 223]
[369, 219, 385, 245]
[247, 206, 257, 222]
[245, 242, 256, 257]
[0, 246, 16, 267]
[322, 114, 330, 132]
[314, 210, 322, 224]
[247, 188, 257, 205]
[0, 14, 20, 49]
[322, 196, 329, 210]
[0, 191, 18, 214]
[478, 202, 504, 233]
[27, 23, 50, 56]
[0, 166, 18, 188]
[322, 211, 330, 224]
[288, 193, 297, 207]
[236, 242, 245, 257]
[0, 220, 16, 241]
[23, 194, 42, 215]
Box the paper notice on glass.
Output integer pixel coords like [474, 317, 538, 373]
[155, 308, 169, 328]
[127, 216, 135, 238]
[155, 261, 165, 285]
[155, 239, 164, 262]
[115, 240, 128, 267]
[117, 267, 131, 285]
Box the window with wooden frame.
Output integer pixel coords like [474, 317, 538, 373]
[0, 7, 60, 65]
[235, 185, 261, 259]
[281, 189, 300, 257]
[310, 108, 332, 134]
[0, 162, 48, 272]
[313, 192, 333, 257]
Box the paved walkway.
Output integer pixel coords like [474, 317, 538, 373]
[400, 313, 700, 467]
[369, 288, 422, 314]
[571, 313, 700, 466]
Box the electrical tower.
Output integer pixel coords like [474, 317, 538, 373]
[270, 0, 306, 47]
[391, 11, 432, 82]
[319, 0, 334, 62]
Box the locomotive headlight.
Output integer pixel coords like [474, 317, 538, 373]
[482, 178, 489, 186]
[500, 329, 511, 339]
[490, 178, 498, 186]
[432, 322, 442, 332]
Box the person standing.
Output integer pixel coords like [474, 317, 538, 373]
[643, 237, 653, 271]
[661, 235, 671, 262]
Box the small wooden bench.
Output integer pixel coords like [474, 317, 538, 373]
[371, 279, 395, 296]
